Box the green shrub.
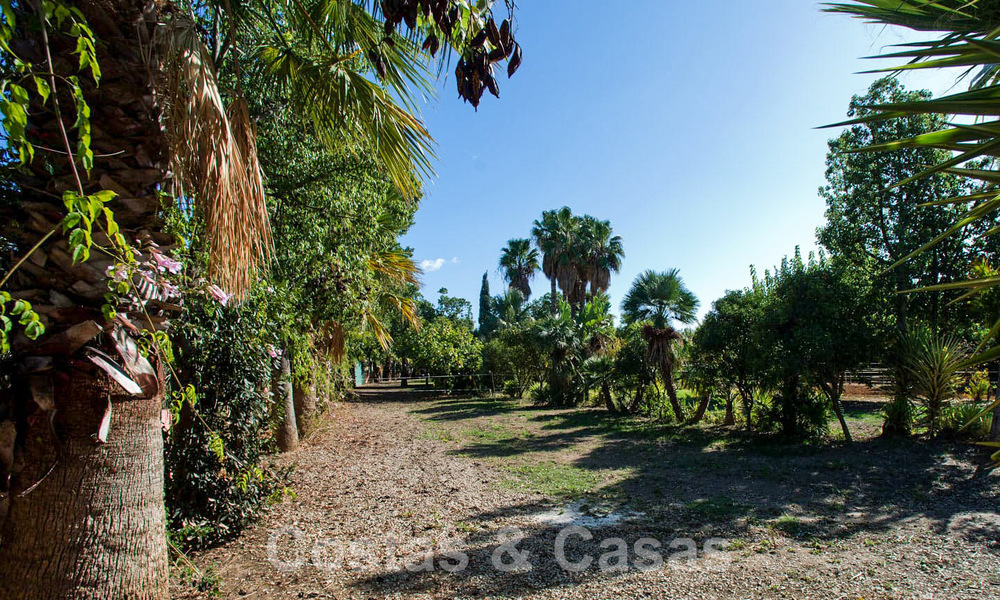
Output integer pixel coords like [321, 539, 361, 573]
[753, 390, 830, 439]
[903, 329, 968, 437]
[881, 394, 914, 438]
[965, 369, 991, 403]
[940, 401, 992, 440]
[166, 294, 282, 550]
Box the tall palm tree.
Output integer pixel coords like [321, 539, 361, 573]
[0, 2, 521, 597]
[499, 238, 539, 299]
[531, 207, 580, 313]
[579, 216, 624, 298]
[622, 269, 699, 422]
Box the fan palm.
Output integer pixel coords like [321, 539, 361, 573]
[622, 269, 699, 422]
[579, 216, 624, 297]
[499, 238, 539, 299]
[531, 207, 584, 312]
[492, 289, 530, 328]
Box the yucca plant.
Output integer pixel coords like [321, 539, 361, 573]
[902, 328, 969, 437]
[827, 1, 1000, 447]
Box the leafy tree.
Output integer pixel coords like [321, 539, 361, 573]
[817, 77, 991, 339]
[608, 323, 660, 415]
[482, 325, 545, 398]
[693, 288, 769, 429]
[408, 317, 483, 381]
[432, 288, 474, 328]
[757, 251, 880, 440]
[499, 238, 539, 299]
[621, 269, 699, 421]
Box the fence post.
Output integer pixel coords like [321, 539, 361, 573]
[490, 372, 495, 396]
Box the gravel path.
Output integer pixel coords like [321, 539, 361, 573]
[174, 387, 1000, 600]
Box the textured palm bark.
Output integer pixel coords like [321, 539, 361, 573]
[0, 2, 170, 598]
[662, 372, 685, 422]
[275, 357, 299, 452]
[0, 363, 168, 600]
[293, 378, 317, 437]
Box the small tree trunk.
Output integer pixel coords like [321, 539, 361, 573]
[628, 385, 645, 415]
[293, 380, 318, 438]
[663, 373, 685, 422]
[723, 389, 736, 426]
[830, 392, 852, 443]
[991, 366, 1000, 442]
[275, 357, 298, 452]
[601, 382, 618, 414]
[740, 388, 754, 431]
[690, 391, 711, 424]
[0, 367, 168, 599]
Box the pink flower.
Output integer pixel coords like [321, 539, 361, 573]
[161, 281, 181, 298]
[105, 264, 129, 282]
[266, 344, 281, 358]
[207, 284, 232, 306]
[149, 248, 182, 274]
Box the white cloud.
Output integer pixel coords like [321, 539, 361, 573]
[419, 258, 447, 272]
[451, 257, 460, 264]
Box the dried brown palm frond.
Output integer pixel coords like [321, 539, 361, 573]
[316, 320, 346, 363]
[156, 14, 271, 299]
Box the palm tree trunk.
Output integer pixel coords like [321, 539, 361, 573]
[275, 356, 299, 452]
[601, 382, 617, 414]
[0, 370, 168, 600]
[550, 278, 558, 314]
[0, 4, 171, 598]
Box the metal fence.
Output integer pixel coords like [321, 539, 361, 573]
[364, 372, 516, 395]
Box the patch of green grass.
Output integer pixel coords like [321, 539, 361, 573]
[843, 408, 883, 424]
[771, 514, 804, 537]
[501, 461, 603, 498]
[419, 427, 456, 442]
[464, 424, 511, 440]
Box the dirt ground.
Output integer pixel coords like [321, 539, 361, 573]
[173, 385, 1000, 600]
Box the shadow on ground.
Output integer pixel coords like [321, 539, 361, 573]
[351, 389, 1000, 597]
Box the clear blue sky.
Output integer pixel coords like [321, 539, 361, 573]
[401, 1, 956, 322]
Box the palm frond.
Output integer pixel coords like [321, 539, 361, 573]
[366, 249, 421, 287]
[158, 15, 270, 298]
